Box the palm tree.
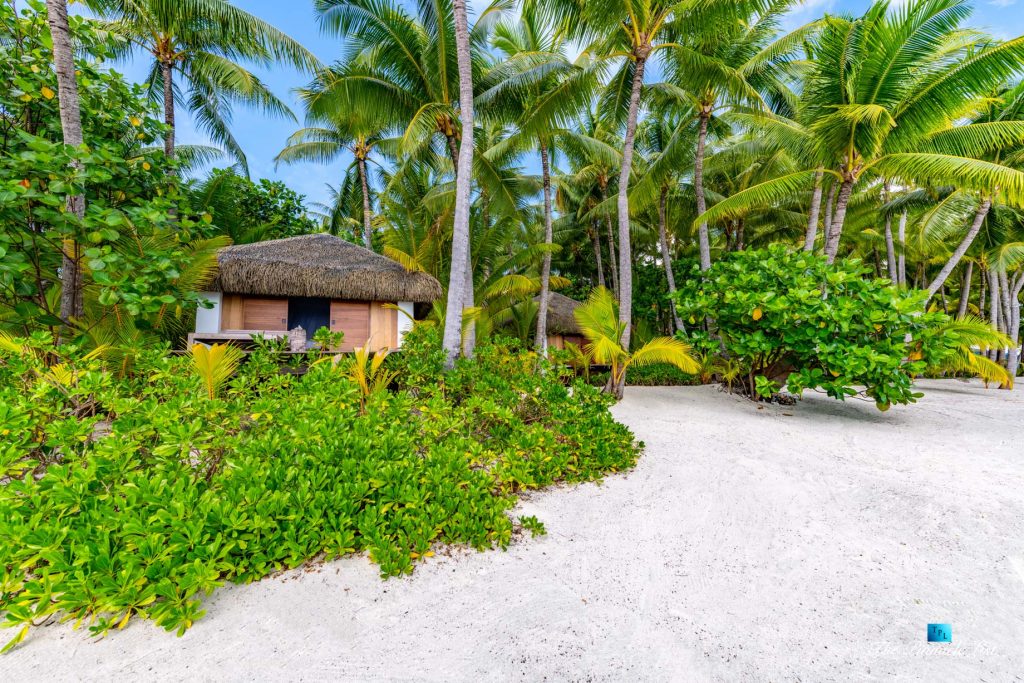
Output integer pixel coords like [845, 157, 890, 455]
[573, 287, 698, 399]
[534, 0, 768, 376]
[560, 107, 624, 295]
[313, 0, 508, 169]
[533, 0, 677, 355]
[699, 131, 805, 251]
[632, 115, 695, 332]
[924, 82, 1024, 301]
[921, 314, 1014, 387]
[44, 0, 85, 322]
[442, 0, 476, 365]
[378, 124, 555, 343]
[482, 7, 603, 354]
[313, 0, 510, 365]
[89, 0, 320, 173]
[698, 1, 1024, 266]
[662, 0, 811, 271]
[275, 105, 382, 249]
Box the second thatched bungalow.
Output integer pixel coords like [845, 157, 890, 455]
[535, 292, 587, 350]
[190, 234, 442, 351]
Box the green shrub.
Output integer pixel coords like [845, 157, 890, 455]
[0, 329, 639, 649]
[623, 363, 700, 386]
[673, 247, 959, 409]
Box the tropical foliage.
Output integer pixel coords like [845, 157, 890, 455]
[4, 0, 1024, 656]
[86, 0, 320, 170]
[674, 247, 1012, 408]
[0, 327, 638, 648]
[0, 6, 216, 338]
[574, 287, 698, 398]
[5, 0, 1024, 387]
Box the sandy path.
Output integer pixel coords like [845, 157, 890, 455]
[6, 379, 1024, 681]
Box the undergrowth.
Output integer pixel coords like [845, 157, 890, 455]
[0, 326, 639, 649]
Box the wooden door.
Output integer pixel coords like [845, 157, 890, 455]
[367, 303, 399, 352]
[242, 297, 288, 331]
[330, 301, 370, 351]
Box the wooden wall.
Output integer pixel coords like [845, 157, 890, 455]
[368, 302, 399, 352]
[242, 297, 288, 331]
[330, 301, 369, 352]
[219, 294, 397, 352]
[547, 334, 586, 351]
[221, 294, 245, 331]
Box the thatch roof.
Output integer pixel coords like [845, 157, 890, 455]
[211, 234, 443, 303]
[535, 292, 582, 335]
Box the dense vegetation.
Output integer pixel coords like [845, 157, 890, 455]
[4, 0, 1024, 387]
[0, 327, 638, 648]
[3, 0, 1024, 652]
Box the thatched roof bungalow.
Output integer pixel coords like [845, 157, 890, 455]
[534, 292, 587, 350]
[192, 234, 442, 351]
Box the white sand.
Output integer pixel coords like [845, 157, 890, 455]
[6, 379, 1024, 681]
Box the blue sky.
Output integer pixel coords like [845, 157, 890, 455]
[57, 1, 1024, 207]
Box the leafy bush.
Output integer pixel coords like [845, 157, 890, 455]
[623, 363, 700, 386]
[0, 5, 213, 333]
[673, 247, 1006, 409]
[587, 363, 699, 387]
[0, 329, 639, 649]
[189, 168, 320, 244]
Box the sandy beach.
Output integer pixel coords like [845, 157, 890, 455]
[6, 379, 1024, 681]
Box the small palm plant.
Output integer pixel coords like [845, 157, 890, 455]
[347, 347, 398, 414]
[921, 316, 1015, 388]
[190, 343, 244, 399]
[574, 287, 699, 399]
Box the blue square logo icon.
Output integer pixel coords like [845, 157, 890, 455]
[927, 624, 951, 643]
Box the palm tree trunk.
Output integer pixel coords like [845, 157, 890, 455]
[925, 197, 991, 302]
[1005, 273, 1023, 383]
[657, 185, 683, 333]
[980, 269, 987, 323]
[448, 131, 473, 358]
[161, 61, 176, 162]
[357, 156, 373, 250]
[881, 183, 896, 281]
[823, 181, 836, 243]
[804, 169, 823, 252]
[590, 222, 605, 288]
[535, 140, 554, 356]
[441, 0, 475, 369]
[998, 268, 1012, 337]
[462, 248, 475, 358]
[46, 0, 85, 323]
[824, 178, 854, 265]
[884, 213, 897, 282]
[694, 109, 712, 272]
[600, 182, 618, 298]
[988, 266, 1000, 361]
[616, 53, 647, 355]
[957, 261, 973, 319]
[897, 209, 908, 287]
